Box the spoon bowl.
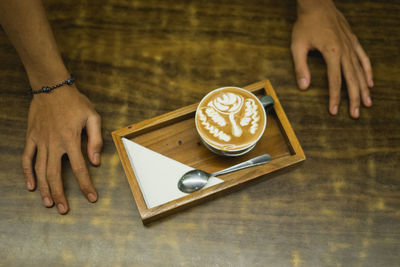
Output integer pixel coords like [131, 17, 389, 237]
[178, 154, 271, 193]
[178, 169, 211, 193]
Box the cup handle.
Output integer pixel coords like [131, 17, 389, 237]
[260, 95, 274, 112]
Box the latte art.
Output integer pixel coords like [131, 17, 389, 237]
[198, 109, 231, 142]
[209, 92, 243, 113]
[207, 92, 246, 137]
[196, 87, 266, 152]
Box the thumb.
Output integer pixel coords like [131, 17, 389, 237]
[291, 42, 311, 90]
[86, 113, 103, 166]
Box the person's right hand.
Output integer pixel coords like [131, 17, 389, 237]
[22, 84, 102, 214]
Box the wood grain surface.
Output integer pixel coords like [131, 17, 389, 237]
[0, 0, 399, 266]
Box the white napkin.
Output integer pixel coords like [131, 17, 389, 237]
[122, 138, 224, 209]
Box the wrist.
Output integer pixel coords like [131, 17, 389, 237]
[26, 62, 70, 91]
[31, 84, 79, 104]
[297, 0, 335, 15]
[29, 72, 80, 102]
[30, 74, 75, 95]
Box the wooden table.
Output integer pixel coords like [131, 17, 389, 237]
[0, 0, 399, 265]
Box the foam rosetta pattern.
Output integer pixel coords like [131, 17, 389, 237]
[198, 109, 231, 142]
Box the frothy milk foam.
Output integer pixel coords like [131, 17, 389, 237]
[196, 87, 266, 151]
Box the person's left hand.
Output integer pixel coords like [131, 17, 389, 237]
[291, 1, 373, 118]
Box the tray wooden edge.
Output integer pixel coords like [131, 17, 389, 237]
[111, 131, 147, 215]
[111, 79, 306, 224]
[261, 80, 306, 160]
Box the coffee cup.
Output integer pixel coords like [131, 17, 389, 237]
[195, 87, 268, 156]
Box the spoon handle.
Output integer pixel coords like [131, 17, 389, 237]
[211, 154, 271, 177]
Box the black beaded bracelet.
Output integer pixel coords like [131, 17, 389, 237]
[29, 74, 76, 95]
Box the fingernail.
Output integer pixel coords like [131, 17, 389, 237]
[353, 107, 359, 118]
[27, 181, 33, 190]
[331, 105, 338, 115]
[298, 78, 308, 89]
[57, 203, 66, 214]
[88, 193, 97, 203]
[366, 96, 372, 106]
[369, 79, 374, 87]
[43, 197, 52, 207]
[93, 153, 100, 165]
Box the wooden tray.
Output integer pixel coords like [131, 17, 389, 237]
[112, 80, 305, 224]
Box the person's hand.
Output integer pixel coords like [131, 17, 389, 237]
[22, 85, 103, 214]
[291, 0, 373, 118]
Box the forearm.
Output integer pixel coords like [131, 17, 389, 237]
[0, 0, 69, 90]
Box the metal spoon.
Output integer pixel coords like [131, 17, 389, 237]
[178, 154, 271, 193]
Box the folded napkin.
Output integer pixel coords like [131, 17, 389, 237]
[122, 138, 223, 209]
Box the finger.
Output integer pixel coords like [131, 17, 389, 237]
[322, 47, 342, 115]
[34, 146, 53, 207]
[86, 113, 103, 166]
[47, 150, 68, 214]
[341, 55, 361, 119]
[291, 42, 311, 90]
[22, 138, 36, 191]
[353, 38, 374, 88]
[338, 19, 372, 88]
[68, 142, 98, 203]
[350, 51, 372, 108]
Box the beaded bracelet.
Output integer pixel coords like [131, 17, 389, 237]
[29, 74, 76, 95]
